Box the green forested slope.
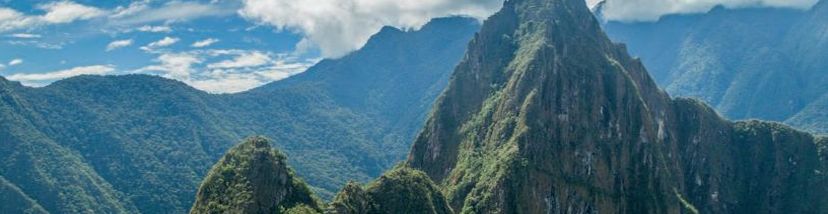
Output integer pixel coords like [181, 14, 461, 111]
[0, 176, 47, 214]
[603, 0, 828, 133]
[0, 17, 479, 213]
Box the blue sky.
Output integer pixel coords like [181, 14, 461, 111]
[1, 0, 815, 93]
[0, 0, 324, 93]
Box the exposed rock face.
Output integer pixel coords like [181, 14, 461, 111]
[407, 0, 827, 213]
[328, 168, 452, 214]
[190, 137, 320, 214]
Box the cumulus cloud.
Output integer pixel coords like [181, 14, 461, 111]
[8, 59, 23, 66]
[207, 51, 270, 69]
[0, 1, 104, 32]
[110, 1, 235, 25]
[9, 33, 41, 38]
[0, 8, 39, 32]
[39, 1, 106, 24]
[240, 0, 504, 58]
[601, 0, 820, 22]
[137, 25, 172, 33]
[192, 38, 219, 48]
[139, 52, 202, 79]
[110, 1, 150, 19]
[135, 49, 316, 93]
[140, 36, 179, 51]
[6, 65, 115, 86]
[106, 39, 133, 51]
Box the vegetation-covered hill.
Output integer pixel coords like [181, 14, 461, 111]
[602, 0, 828, 133]
[0, 17, 479, 213]
[192, 139, 452, 214]
[190, 137, 321, 214]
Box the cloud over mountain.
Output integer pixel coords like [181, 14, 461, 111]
[239, 0, 504, 58]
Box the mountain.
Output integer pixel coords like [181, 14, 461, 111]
[190, 137, 321, 214]
[0, 17, 479, 213]
[602, 1, 828, 133]
[191, 139, 453, 214]
[0, 77, 139, 214]
[328, 167, 453, 214]
[405, 0, 827, 212]
[188, 0, 828, 212]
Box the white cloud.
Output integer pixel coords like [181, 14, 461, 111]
[8, 33, 41, 38]
[134, 49, 316, 93]
[192, 38, 219, 48]
[140, 36, 179, 51]
[39, 1, 106, 24]
[106, 39, 133, 51]
[137, 25, 172, 33]
[186, 60, 313, 93]
[186, 72, 269, 94]
[6, 65, 116, 86]
[6, 40, 64, 49]
[110, 1, 150, 19]
[0, 1, 105, 32]
[111, 1, 235, 25]
[601, 0, 819, 22]
[8, 59, 22, 66]
[240, 0, 504, 58]
[207, 51, 270, 69]
[0, 8, 38, 32]
[139, 52, 202, 79]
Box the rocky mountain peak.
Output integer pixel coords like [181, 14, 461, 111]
[407, 0, 826, 212]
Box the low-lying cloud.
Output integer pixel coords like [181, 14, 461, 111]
[6, 65, 116, 86]
[600, 0, 820, 22]
[240, 0, 504, 58]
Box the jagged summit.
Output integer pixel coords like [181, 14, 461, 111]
[407, 0, 826, 212]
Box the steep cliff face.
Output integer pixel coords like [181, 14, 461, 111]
[408, 0, 826, 213]
[190, 137, 320, 214]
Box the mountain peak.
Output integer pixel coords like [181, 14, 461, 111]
[407, 0, 824, 212]
[190, 136, 321, 214]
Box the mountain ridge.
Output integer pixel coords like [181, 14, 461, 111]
[0, 17, 480, 213]
[602, 1, 828, 133]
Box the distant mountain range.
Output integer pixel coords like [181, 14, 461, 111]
[0, 17, 479, 213]
[601, 0, 828, 133]
[5, 0, 828, 213]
